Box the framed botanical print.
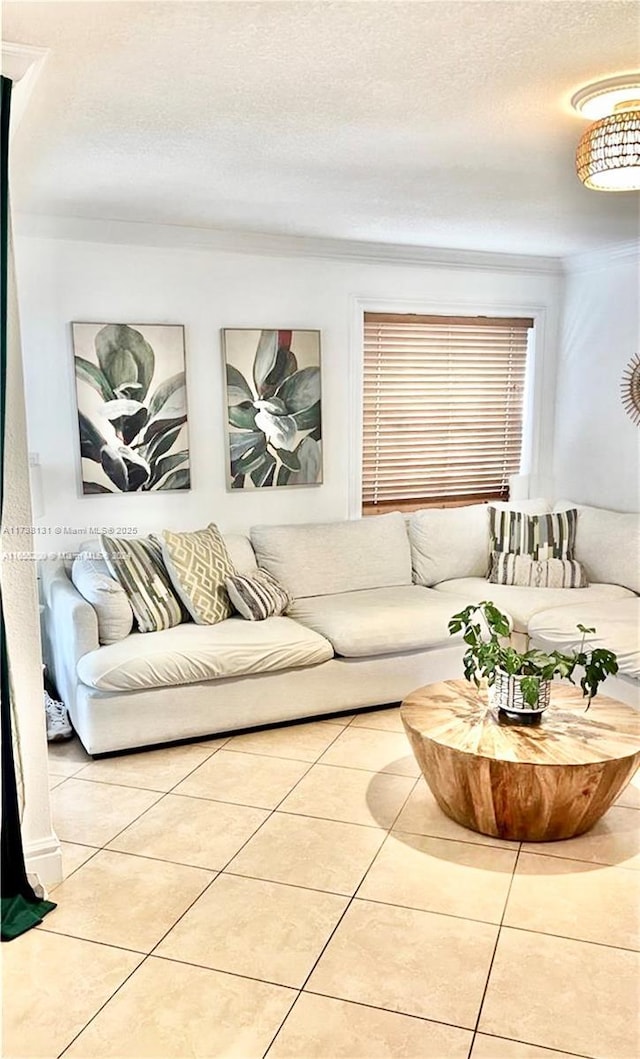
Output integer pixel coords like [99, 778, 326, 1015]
[73, 322, 190, 494]
[222, 328, 322, 489]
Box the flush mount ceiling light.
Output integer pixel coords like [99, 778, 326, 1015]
[571, 74, 640, 191]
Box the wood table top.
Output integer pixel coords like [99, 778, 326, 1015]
[401, 679, 640, 767]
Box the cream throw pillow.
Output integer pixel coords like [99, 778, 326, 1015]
[162, 523, 234, 625]
[71, 552, 134, 644]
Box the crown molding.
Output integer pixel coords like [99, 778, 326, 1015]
[1, 42, 49, 134]
[13, 212, 564, 275]
[563, 240, 640, 274]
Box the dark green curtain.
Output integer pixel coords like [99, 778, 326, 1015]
[1, 74, 56, 941]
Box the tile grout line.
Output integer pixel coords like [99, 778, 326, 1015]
[261, 767, 422, 1058]
[47, 722, 636, 1059]
[145, 718, 353, 953]
[86, 737, 234, 847]
[51, 753, 640, 953]
[199, 744, 420, 777]
[266, 986, 481, 1052]
[52, 740, 242, 1056]
[41, 880, 640, 960]
[466, 844, 522, 1059]
[58, 742, 637, 871]
[517, 843, 638, 872]
[51, 721, 367, 904]
[54, 759, 640, 867]
[134, 720, 358, 1059]
[55, 870, 221, 1059]
[475, 1029, 593, 1059]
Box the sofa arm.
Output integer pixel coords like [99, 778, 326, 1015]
[40, 560, 99, 716]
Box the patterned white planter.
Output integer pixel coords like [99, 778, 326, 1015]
[492, 670, 551, 722]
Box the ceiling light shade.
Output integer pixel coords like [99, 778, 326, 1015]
[576, 109, 640, 191]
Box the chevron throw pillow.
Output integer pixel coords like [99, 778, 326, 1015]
[161, 523, 234, 625]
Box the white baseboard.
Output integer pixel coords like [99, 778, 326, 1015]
[24, 832, 63, 889]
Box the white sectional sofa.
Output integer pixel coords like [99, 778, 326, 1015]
[41, 501, 639, 755]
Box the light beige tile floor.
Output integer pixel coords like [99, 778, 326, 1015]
[74, 742, 215, 791]
[3, 724, 638, 1059]
[227, 718, 343, 761]
[49, 840, 100, 890]
[478, 926, 640, 1059]
[358, 831, 518, 923]
[173, 748, 310, 808]
[41, 848, 214, 952]
[504, 851, 640, 950]
[108, 792, 269, 869]
[156, 873, 348, 987]
[349, 704, 406, 733]
[522, 804, 640, 870]
[279, 762, 414, 828]
[319, 725, 420, 776]
[50, 777, 162, 846]
[227, 811, 386, 894]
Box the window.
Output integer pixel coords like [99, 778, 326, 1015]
[362, 313, 533, 514]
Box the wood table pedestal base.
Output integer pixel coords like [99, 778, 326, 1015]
[401, 681, 640, 843]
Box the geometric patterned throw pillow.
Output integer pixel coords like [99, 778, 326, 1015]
[488, 551, 588, 588]
[161, 523, 234, 625]
[225, 569, 292, 621]
[100, 534, 185, 633]
[489, 507, 578, 561]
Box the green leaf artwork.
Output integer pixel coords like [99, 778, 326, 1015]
[222, 329, 322, 490]
[73, 323, 190, 493]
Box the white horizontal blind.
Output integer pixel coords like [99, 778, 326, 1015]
[362, 313, 533, 513]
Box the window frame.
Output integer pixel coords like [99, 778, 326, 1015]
[347, 296, 547, 519]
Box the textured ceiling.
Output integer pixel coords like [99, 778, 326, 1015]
[4, 0, 639, 256]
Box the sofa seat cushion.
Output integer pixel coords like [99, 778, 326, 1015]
[288, 586, 467, 658]
[529, 598, 640, 681]
[76, 616, 333, 692]
[432, 578, 634, 633]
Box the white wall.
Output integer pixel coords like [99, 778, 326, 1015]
[14, 227, 562, 551]
[553, 249, 640, 512]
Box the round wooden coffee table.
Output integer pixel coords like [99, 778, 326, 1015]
[401, 679, 640, 842]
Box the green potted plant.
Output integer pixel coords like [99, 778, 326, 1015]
[448, 601, 619, 725]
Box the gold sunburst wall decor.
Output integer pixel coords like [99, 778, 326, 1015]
[621, 354, 640, 425]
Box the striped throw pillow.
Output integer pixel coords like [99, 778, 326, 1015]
[100, 535, 185, 633]
[225, 569, 292, 621]
[161, 524, 234, 625]
[489, 552, 588, 588]
[489, 507, 578, 561]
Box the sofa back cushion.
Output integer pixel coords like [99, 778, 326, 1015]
[409, 505, 490, 586]
[490, 498, 553, 514]
[554, 501, 640, 593]
[250, 513, 411, 598]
